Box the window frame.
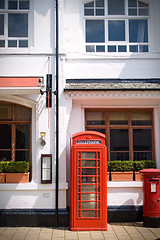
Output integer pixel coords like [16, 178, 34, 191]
[84, 0, 149, 53]
[85, 109, 154, 162]
[0, 0, 30, 48]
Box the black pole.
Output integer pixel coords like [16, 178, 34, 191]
[55, 0, 59, 227]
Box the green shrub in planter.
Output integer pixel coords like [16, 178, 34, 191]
[0, 161, 6, 173]
[110, 161, 134, 172]
[3, 161, 29, 173]
[134, 160, 156, 171]
[107, 161, 111, 172]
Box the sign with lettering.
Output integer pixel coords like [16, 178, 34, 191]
[76, 140, 101, 144]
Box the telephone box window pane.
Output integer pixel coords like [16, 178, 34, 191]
[0, 151, 11, 161]
[108, 20, 125, 41]
[16, 124, 30, 149]
[0, 14, 4, 35]
[110, 129, 129, 151]
[0, 0, 5, 9]
[8, 14, 28, 37]
[0, 125, 11, 149]
[0, 104, 12, 120]
[133, 129, 152, 151]
[86, 112, 105, 125]
[15, 150, 29, 161]
[131, 111, 152, 126]
[82, 160, 96, 167]
[108, 0, 125, 15]
[82, 168, 96, 175]
[109, 112, 128, 125]
[81, 185, 96, 192]
[82, 152, 96, 159]
[86, 20, 104, 43]
[129, 20, 148, 43]
[82, 210, 96, 217]
[82, 194, 96, 200]
[15, 105, 31, 120]
[82, 202, 97, 209]
[8, 1, 18, 9]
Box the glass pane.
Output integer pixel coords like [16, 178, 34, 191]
[82, 202, 97, 209]
[108, 0, 125, 15]
[84, 9, 94, 16]
[8, 13, 28, 37]
[108, 45, 116, 52]
[0, 14, 4, 35]
[129, 45, 138, 52]
[128, 9, 137, 16]
[86, 45, 95, 52]
[86, 20, 104, 43]
[82, 160, 96, 167]
[15, 105, 31, 120]
[42, 157, 51, 168]
[0, 0, 5, 9]
[118, 45, 127, 52]
[110, 152, 129, 161]
[134, 152, 152, 161]
[82, 176, 96, 183]
[84, 2, 94, 7]
[19, 0, 29, 9]
[131, 111, 152, 126]
[138, 2, 148, 7]
[109, 112, 128, 125]
[16, 124, 30, 149]
[81, 193, 96, 200]
[0, 125, 11, 149]
[133, 129, 152, 151]
[8, 40, 17, 47]
[82, 168, 96, 175]
[110, 129, 129, 151]
[0, 40, 5, 47]
[96, 0, 104, 7]
[139, 9, 149, 16]
[86, 111, 105, 125]
[129, 20, 148, 43]
[108, 20, 125, 41]
[140, 45, 148, 52]
[81, 185, 96, 192]
[15, 150, 29, 161]
[128, 0, 137, 7]
[96, 9, 104, 16]
[19, 40, 28, 48]
[82, 210, 96, 217]
[8, 0, 17, 9]
[96, 45, 105, 52]
[42, 169, 50, 181]
[0, 104, 12, 120]
[82, 152, 96, 159]
[0, 151, 11, 161]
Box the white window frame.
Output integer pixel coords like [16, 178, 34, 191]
[84, 0, 149, 53]
[0, 0, 30, 48]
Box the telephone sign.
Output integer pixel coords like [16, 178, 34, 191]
[70, 131, 107, 231]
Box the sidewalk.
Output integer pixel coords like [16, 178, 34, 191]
[0, 223, 160, 240]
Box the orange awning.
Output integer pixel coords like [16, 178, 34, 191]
[0, 77, 40, 87]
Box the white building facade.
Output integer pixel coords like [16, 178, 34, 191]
[0, 0, 160, 226]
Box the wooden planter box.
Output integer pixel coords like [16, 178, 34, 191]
[111, 172, 133, 181]
[107, 172, 110, 181]
[6, 173, 29, 183]
[0, 173, 5, 183]
[135, 172, 142, 181]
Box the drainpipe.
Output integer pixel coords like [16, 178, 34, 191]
[55, 0, 59, 227]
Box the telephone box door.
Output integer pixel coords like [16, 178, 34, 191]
[70, 131, 107, 231]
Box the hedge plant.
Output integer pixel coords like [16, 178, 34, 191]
[107, 160, 156, 172]
[0, 161, 29, 173]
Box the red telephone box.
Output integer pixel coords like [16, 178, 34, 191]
[140, 168, 160, 227]
[70, 131, 107, 231]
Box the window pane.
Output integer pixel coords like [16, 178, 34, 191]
[108, 20, 125, 41]
[110, 152, 129, 161]
[138, 2, 148, 7]
[86, 45, 95, 52]
[0, 104, 12, 120]
[131, 111, 152, 126]
[108, 0, 125, 15]
[0, 151, 11, 161]
[16, 124, 30, 149]
[139, 9, 149, 16]
[118, 45, 126, 52]
[129, 20, 148, 43]
[109, 112, 128, 125]
[84, 9, 94, 16]
[96, 0, 104, 7]
[108, 45, 116, 52]
[129, 45, 138, 52]
[86, 20, 104, 43]
[133, 129, 152, 151]
[110, 129, 129, 151]
[0, 40, 5, 47]
[15, 105, 31, 120]
[134, 152, 152, 161]
[19, 40, 28, 48]
[0, 0, 5, 9]
[0, 125, 11, 149]
[86, 111, 105, 125]
[8, 40, 17, 47]
[140, 45, 148, 52]
[15, 150, 29, 161]
[128, 9, 137, 16]
[0, 14, 4, 35]
[128, 0, 137, 7]
[96, 9, 104, 16]
[96, 45, 105, 52]
[19, 0, 29, 9]
[8, 0, 17, 9]
[84, 2, 94, 7]
[8, 13, 28, 37]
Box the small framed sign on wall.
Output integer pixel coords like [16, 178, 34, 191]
[41, 154, 52, 183]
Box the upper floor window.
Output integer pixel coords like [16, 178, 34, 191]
[0, 0, 30, 48]
[84, 0, 149, 53]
